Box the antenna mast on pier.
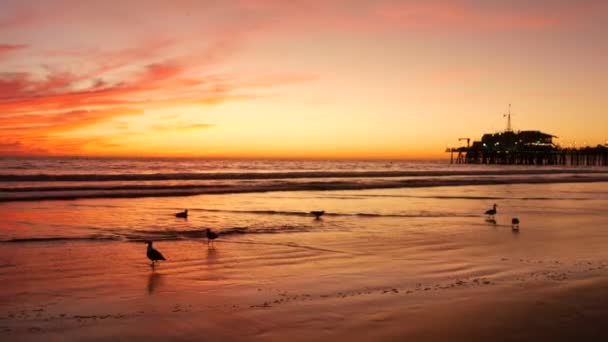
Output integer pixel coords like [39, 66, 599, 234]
[504, 104, 513, 132]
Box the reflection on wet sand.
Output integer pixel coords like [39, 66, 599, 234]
[147, 272, 163, 295]
[2, 182, 608, 341]
[206, 246, 219, 265]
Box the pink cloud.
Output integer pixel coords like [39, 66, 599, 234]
[369, 1, 581, 32]
[0, 27, 313, 155]
[0, 44, 27, 60]
[0, 44, 27, 53]
[225, 0, 604, 33]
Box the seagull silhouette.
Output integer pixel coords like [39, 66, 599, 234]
[146, 241, 166, 267]
[175, 209, 188, 218]
[310, 210, 325, 220]
[205, 228, 219, 247]
[511, 217, 520, 230]
[484, 204, 497, 217]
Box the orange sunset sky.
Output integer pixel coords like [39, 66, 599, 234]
[0, 0, 606, 159]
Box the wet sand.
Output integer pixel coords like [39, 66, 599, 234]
[1, 183, 608, 340]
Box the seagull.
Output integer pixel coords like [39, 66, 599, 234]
[310, 210, 325, 220]
[146, 241, 166, 267]
[484, 204, 497, 217]
[205, 228, 219, 247]
[175, 209, 188, 219]
[512, 217, 520, 230]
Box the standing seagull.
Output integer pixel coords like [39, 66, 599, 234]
[175, 209, 188, 219]
[205, 228, 219, 247]
[484, 204, 497, 217]
[146, 241, 166, 267]
[310, 210, 325, 220]
[511, 217, 520, 230]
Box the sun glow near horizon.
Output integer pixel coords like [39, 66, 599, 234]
[1, 0, 607, 159]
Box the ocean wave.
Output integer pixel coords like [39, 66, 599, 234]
[0, 225, 312, 244]
[1, 235, 122, 243]
[0, 208, 484, 243]
[1, 174, 608, 202]
[0, 169, 606, 182]
[190, 208, 480, 218]
[342, 194, 595, 201]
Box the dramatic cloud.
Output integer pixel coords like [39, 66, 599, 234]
[0, 16, 312, 155]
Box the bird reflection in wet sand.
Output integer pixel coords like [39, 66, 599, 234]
[485, 217, 497, 225]
[205, 246, 219, 265]
[147, 272, 163, 295]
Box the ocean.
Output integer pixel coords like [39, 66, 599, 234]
[1, 157, 608, 340]
[1, 157, 607, 243]
[2, 157, 608, 202]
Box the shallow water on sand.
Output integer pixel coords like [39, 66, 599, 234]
[1, 182, 608, 340]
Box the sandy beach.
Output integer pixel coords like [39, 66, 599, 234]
[2, 181, 608, 341]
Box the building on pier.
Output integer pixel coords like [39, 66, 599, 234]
[446, 105, 608, 166]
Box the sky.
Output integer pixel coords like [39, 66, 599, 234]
[0, 0, 606, 159]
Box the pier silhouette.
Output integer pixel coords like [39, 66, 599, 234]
[447, 106, 608, 166]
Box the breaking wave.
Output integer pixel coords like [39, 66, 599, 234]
[0, 225, 312, 244]
[0, 207, 486, 244]
[0, 168, 606, 182]
[1, 172, 608, 202]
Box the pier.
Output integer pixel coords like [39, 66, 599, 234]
[447, 106, 608, 166]
[447, 144, 608, 166]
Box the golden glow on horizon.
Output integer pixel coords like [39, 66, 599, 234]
[0, 0, 607, 158]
